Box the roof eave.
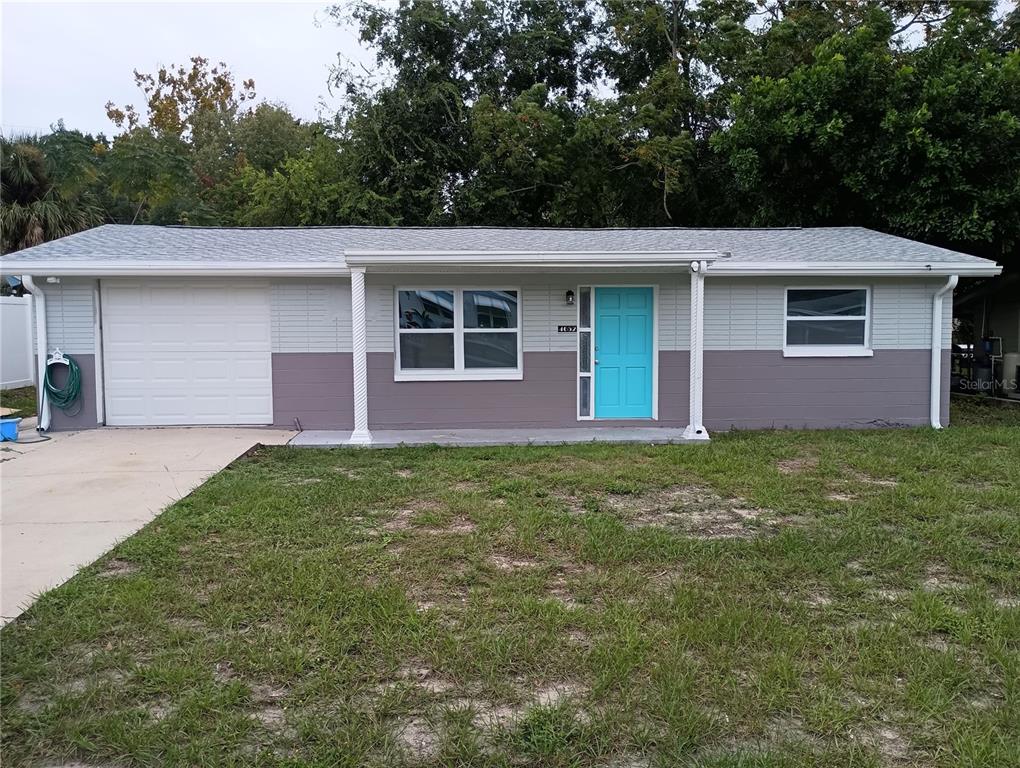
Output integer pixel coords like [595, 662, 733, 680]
[0, 261, 351, 277]
[709, 261, 1002, 277]
[342, 249, 722, 269]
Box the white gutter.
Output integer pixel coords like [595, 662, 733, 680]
[1, 256, 1001, 278]
[0, 261, 352, 277]
[21, 276, 51, 431]
[343, 249, 722, 269]
[710, 261, 1001, 277]
[930, 275, 959, 429]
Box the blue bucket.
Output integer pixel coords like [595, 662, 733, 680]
[0, 417, 22, 442]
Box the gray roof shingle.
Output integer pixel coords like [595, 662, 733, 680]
[0, 223, 997, 267]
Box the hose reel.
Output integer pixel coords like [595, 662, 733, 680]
[43, 348, 83, 416]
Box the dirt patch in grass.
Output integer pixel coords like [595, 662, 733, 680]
[394, 715, 440, 759]
[921, 564, 970, 592]
[857, 725, 912, 764]
[993, 595, 1020, 609]
[382, 501, 449, 532]
[394, 468, 414, 478]
[801, 590, 834, 608]
[98, 558, 139, 578]
[146, 698, 173, 722]
[490, 553, 542, 571]
[251, 682, 289, 703]
[871, 588, 910, 602]
[827, 491, 858, 502]
[253, 705, 287, 729]
[419, 516, 477, 535]
[395, 664, 457, 695]
[214, 660, 237, 683]
[764, 714, 823, 749]
[547, 580, 582, 609]
[777, 456, 818, 474]
[565, 629, 589, 645]
[532, 680, 587, 707]
[847, 470, 899, 488]
[168, 616, 206, 632]
[412, 582, 470, 613]
[607, 486, 782, 539]
[546, 562, 598, 608]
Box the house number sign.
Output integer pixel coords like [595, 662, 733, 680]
[557, 325, 578, 333]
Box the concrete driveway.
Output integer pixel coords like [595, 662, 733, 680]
[1, 425, 294, 624]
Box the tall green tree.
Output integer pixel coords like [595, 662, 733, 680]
[1, 131, 105, 253]
[712, 2, 1020, 267]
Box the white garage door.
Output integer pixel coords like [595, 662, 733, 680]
[102, 280, 273, 426]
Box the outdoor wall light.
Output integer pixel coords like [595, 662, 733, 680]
[565, 290, 575, 305]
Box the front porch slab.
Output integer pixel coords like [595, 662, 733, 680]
[288, 427, 700, 448]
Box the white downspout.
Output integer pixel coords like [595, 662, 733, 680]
[930, 275, 958, 429]
[683, 260, 710, 441]
[22, 275, 51, 431]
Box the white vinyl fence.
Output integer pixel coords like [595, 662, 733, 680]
[1, 295, 35, 390]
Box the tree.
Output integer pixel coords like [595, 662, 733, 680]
[1, 131, 105, 253]
[103, 58, 319, 226]
[105, 56, 256, 140]
[712, 2, 1020, 268]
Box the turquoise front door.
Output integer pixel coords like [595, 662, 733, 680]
[594, 287, 654, 419]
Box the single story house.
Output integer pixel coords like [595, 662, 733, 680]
[0, 225, 1001, 443]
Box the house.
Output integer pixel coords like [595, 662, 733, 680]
[0, 225, 1002, 443]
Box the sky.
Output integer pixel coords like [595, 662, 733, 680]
[0, 0, 371, 136]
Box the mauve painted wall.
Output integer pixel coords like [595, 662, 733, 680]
[270, 349, 948, 431]
[366, 351, 690, 429]
[703, 349, 949, 430]
[46, 353, 100, 431]
[272, 353, 354, 429]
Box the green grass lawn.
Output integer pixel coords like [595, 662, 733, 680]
[2, 400, 1018, 767]
[0, 385, 36, 417]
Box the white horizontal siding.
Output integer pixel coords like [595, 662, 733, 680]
[704, 277, 951, 351]
[704, 281, 784, 350]
[271, 280, 351, 353]
[367, 282, 395, 353]
[43, 279, 95, 354]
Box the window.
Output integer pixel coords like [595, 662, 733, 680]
[396, 288, 521, 379]
[784, 287, 872, 357]
[577, 286, 593, 419]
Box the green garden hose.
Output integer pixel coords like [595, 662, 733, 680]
[44, 354, 83, 414]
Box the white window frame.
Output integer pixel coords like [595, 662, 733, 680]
[394, 286, 523, 381]
[577, 285, 593, 420]
[783, 285, 873, 358]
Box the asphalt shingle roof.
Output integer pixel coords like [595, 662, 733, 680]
[0, 224, 996, 267]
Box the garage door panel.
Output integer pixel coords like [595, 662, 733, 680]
[102, 280, 273, 426]
[232, 355, 271, 374]
[234, 322, 271, 344]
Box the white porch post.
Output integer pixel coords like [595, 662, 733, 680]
[348, 266, 373, 445]
[683, 260, 710, 441]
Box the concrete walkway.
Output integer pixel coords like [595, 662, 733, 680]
[1, 425, 293, 624]
[291, 426, 697, 448]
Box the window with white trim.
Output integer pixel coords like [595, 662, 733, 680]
[577, 286, 593, 419]
[784, 287, 872, 356]
[396, 288, 522, 379]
